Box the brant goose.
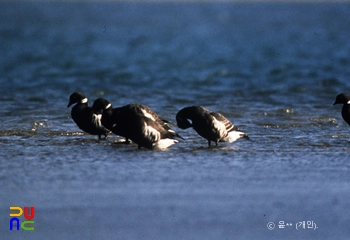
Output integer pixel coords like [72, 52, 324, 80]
[176, 106, 248, 146]
[333, 93, 350, 125]
[67, 92, 109, 139]
[91, 98, 180, 149]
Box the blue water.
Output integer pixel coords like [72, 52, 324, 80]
[1, 2, 350, 239]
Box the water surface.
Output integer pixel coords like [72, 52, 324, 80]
[1, 2, 350, 239]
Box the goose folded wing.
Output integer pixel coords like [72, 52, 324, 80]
[209, 112, 239, 132]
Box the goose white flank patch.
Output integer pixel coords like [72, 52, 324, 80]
[91, 98, 181, 149]
[91, 113, 103, 128]
[143, 123, 178, 149]
[333, 93, 350, 126]
[143, 123, 161, 142]
[176, 106, 248, 147]
[67, 92, 109, 139]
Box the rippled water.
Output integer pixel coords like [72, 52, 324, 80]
[1, 2, 350, 239]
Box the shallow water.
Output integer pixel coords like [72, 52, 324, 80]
[1, 2, 350, 239]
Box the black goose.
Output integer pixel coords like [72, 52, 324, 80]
[333, 93, 350, 125]
[176, 106, 248, 146]
[67, 92, 109, 139]
[91, 98, 180, 149]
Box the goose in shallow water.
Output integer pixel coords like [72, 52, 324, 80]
[176, 106, 248, 147]
[92, 98, 181, 149]
[67, 92, 109, 139]
[333, 93, 350, 126]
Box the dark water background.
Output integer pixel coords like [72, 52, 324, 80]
[1, 1, 350, 239]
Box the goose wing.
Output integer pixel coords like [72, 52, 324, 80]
[209, 112, 238, 132]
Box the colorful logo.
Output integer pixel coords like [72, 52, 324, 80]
[9, 206, 35, 231]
